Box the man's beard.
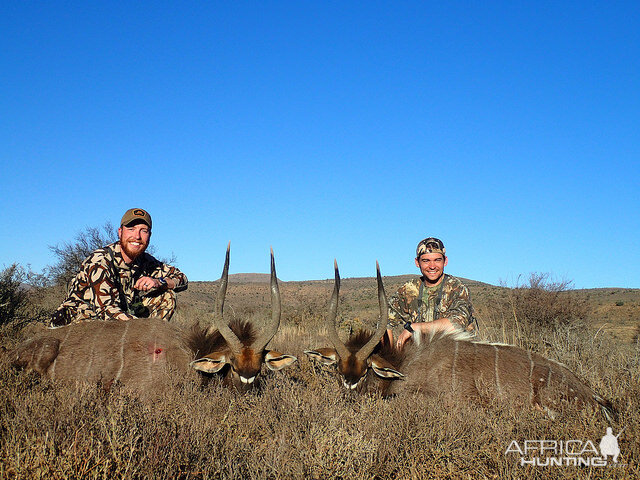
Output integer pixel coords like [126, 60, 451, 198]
[120, 239, 148, 261]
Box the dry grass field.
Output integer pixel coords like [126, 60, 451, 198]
[1, 275, 638, 479]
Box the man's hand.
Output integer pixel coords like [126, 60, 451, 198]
[395, 319, 457, 350]
[134, 277, 176, 292]
[134, 276, 161, 292]
[396, 328, 414, 350]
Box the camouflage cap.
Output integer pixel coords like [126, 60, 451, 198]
[416, 237, 445, 258]
[120, 208, 152, 228]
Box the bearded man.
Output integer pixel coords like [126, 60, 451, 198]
[50, 208, 188, 326]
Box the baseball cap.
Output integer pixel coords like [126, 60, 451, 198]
[416, 237, 445, 257]
[120, 208, 152, 228]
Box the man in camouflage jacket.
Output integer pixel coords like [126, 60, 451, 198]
[388, 237, 475, 349]
[50, 208, 188, 325]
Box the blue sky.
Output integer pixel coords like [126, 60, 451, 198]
[1, 1, 638, 288]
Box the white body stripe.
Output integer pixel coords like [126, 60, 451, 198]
[50, 327, 72, 380]
[84, 323, 101, 379]
[494, 345, 502, 396]
[114, 322, 130, 382]
[452, 340, 459, 387]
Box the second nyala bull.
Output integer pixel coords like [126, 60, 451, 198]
[8, 246, 297, 393]
[305, 262, 615, 421]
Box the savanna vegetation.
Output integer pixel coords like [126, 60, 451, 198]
[0, 258, 638, 479]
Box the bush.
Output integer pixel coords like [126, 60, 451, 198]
[0, 264, 51, 327]
[0, 264, 29, 326]
[498, 273, 588, 342]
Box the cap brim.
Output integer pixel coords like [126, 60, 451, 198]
[123, 219, 151, 228]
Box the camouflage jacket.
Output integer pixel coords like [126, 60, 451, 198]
[388, 274, 474, 330]
[57, 242, 188, 322]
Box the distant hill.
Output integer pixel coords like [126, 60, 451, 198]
[227, 273, 273, 283]
[225, 272, 494, 288]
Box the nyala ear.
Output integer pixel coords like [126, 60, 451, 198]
[265, 351, 298, 371]
[369, 354, 405, 379]
[304, 348, 338, 365]
[190, 352, 228, 373]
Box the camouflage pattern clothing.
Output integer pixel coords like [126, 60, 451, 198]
[388, 274, 475, 332]
[51, 242, 188, 325]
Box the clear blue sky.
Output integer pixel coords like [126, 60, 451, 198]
[1, 1, 638, 289]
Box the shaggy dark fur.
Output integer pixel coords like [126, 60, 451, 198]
[187, 319, 257, 358]
[345, 329, 405, 367]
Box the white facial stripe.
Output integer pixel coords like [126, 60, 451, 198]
[342, 375, 365, 390]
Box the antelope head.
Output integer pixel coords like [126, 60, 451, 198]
[190, 245, 297, 391]
[305, 261, 404, 391]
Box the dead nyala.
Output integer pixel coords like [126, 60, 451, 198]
[305, 261, 615, 421]
[8, 245, 297, 393]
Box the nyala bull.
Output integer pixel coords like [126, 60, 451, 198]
[305, 262, 615, 421]
[8, 246, 297, 393]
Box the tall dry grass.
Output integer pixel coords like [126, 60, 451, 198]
[1, 279, 638, 479]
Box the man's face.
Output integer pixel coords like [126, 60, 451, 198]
[415, 252, 448, 285]
[118, 223, 151, 262]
